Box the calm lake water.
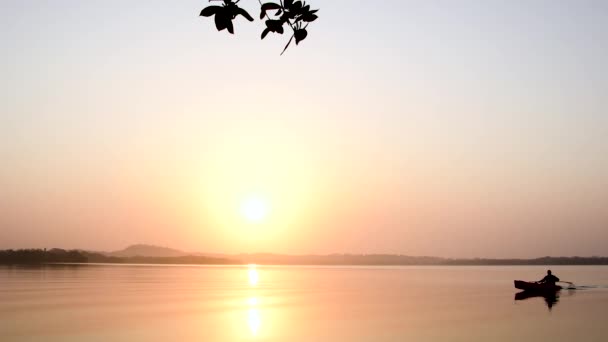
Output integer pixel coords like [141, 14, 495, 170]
[1, 264, 607, 341]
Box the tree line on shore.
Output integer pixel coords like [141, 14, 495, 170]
[1, 248, 608, 266]
[0, 249, 235, 265]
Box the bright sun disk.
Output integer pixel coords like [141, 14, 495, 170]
[241, 196, 270, 223]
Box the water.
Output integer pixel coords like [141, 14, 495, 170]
[1, 265, 607, 341]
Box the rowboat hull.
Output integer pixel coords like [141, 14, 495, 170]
[514, 280, 561, 291]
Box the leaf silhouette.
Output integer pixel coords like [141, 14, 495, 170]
[225, 18, 234, 34]
[294, 28, 307, 45]
[261, 28, 270, 39]
[301, 13, 318, 22]
[265, 19, 285, 34]
[291, 1, 303, 11]
[214, 11, 231, 32]
[261, 3, 281, 11]
[235, 7, 254, 21]
[260, 2, 281, 19]
[200, 6, 220, 17]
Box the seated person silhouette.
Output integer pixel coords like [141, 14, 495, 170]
[538, 270, 560, 285]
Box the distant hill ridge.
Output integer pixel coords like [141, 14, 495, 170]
[1, 245, 608, 265]
[109, 244, 187, 258]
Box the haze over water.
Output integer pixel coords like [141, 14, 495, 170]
[2, 265, 608, 342]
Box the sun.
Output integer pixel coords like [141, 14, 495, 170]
[240, 195, 270, 223]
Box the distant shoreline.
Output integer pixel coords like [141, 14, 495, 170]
[2, 248, 608, 266]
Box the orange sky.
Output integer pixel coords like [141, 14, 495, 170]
[1, 1, 607, 258]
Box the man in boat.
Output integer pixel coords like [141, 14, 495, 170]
[538, 270, 560, 285]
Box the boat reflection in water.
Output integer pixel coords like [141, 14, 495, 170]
[514, 290, 560, 310]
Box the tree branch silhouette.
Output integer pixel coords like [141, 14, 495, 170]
[200, 0, 318, 55]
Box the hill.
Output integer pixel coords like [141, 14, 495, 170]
[109, 244, 187, 258]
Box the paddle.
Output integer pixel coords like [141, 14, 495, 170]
[558, 281, 576, 289]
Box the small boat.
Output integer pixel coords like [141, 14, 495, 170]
[514, 280, 561, 292]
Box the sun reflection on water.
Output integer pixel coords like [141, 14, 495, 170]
[247, 297, 261, 336]
[245, 265, 263, 337]
[248, 264, 259, 286]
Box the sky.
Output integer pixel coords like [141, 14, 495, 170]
[1, 0, 607, 258]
